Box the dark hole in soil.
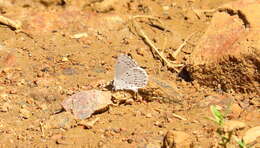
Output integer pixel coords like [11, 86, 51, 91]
[179, 67, 193, 82]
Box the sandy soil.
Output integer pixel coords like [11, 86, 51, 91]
[0, 0, 259, 147]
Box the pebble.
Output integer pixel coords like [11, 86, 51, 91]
[197, 95, 233, 108]
[127, 138, 134, 144]
[0, 102, 11, 112]
[243, 126, 260, 145]
[112, 91, 132, 104]
[125, 99, 134, 105]
[62, 68, 77, 75]
[78, 117, 100, 129]
[145, 113, 152, 118]
[45, 112, 76, 129]
[51, 134, 63, 140]
[145, 142, 161, 148]
[244, 110, 260, 121]
[223, 120, 246, 132]
[19, 108, 32, 119]
[136, 48, 146, 56]
[229, 103, 242, 119]
[154, 121, 164, 128]
[61, 56, 69, 62]
[71, 32, 89, 39]
[39, 103, 48, 111]
[163, 130, 193, 148]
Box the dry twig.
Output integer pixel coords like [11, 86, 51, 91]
[172, 113, 187, 121]
[171, 32, 196, 60]
[40, 121, 45, 137]
[0, 15, 22, 30]
[132, 21, 182, 70]
[130, 15, 196, 72]
[191, 8, 217, 19]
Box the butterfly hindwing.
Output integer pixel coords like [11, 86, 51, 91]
[114, 67, 148, 92]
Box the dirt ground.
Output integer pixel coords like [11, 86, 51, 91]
[0, 0, 259, 147]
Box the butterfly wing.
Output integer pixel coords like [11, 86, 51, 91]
[115, 54, 138, 79]
[114, 67, 148, 92]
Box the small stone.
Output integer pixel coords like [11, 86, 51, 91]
[136, 48, 146, 56]
[154, 121, 164, 128]
[39, 104, 48, 110]
[163, 130, 193, 148]
[112, 128, 121, 133]
[143, 138, 162, 148]
[71, 33, 89, 39]
[34, 77, 55, 87]
[61, 57, 69, 62]
[19, 108, 32, 119]
[158, 131, 164, 136]
[0, 102, 11, 112]
[0, 93, 8, 100]
[112, 91, 132, 104]
[162, 6, 170, 11]
[197, 95, 233, 108]
[51, 134, 63, 140]
[78, 117, 100, 129]
[145, 113, 152, 118]
[127, 138, 134, 144]
[145, 142, 161, 148]
[223, 120, 246, 132]
[243, 126, 260, 144]
[125, 99, 134, 105]
[45, 112, 76, 129]
[244, 110, 260, 121]
[62, 68, 77, 75]
[229, 103, 242, 118]
[249, 97, 260, 107]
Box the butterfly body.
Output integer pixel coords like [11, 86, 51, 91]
[113, 54, 148, 92]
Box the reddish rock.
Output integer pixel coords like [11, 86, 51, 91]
[229, 103, 242, 119]
[197, 94, 233, 108]
[186, 0, 260, 93]
[62, 90, 112, 119]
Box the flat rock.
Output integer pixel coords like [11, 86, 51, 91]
[223, 120, 246, 132]
[243, 126, 260, 145]
[62, 90, 112, 119]
[186, 0, 260, 93]
[45, 112, 76, 129]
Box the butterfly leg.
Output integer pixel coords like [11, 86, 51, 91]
[135, 92, 144, 102]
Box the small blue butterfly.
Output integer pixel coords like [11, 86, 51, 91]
[113, 54, 148, 92]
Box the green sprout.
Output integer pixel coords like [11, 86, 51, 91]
[208, 105, 249, 148]
[209, 105, 225, 126]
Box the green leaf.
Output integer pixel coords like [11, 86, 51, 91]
[234, 137, 247, 148]
[210, 105, 224, 126]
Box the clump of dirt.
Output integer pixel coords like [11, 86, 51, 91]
[186, 0, 260, 94]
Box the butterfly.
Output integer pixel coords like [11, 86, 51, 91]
[113, 54, 148, 92]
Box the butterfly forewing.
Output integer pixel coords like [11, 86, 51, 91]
[115, 67, 148, 91]
[115, 54, 138, 79]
